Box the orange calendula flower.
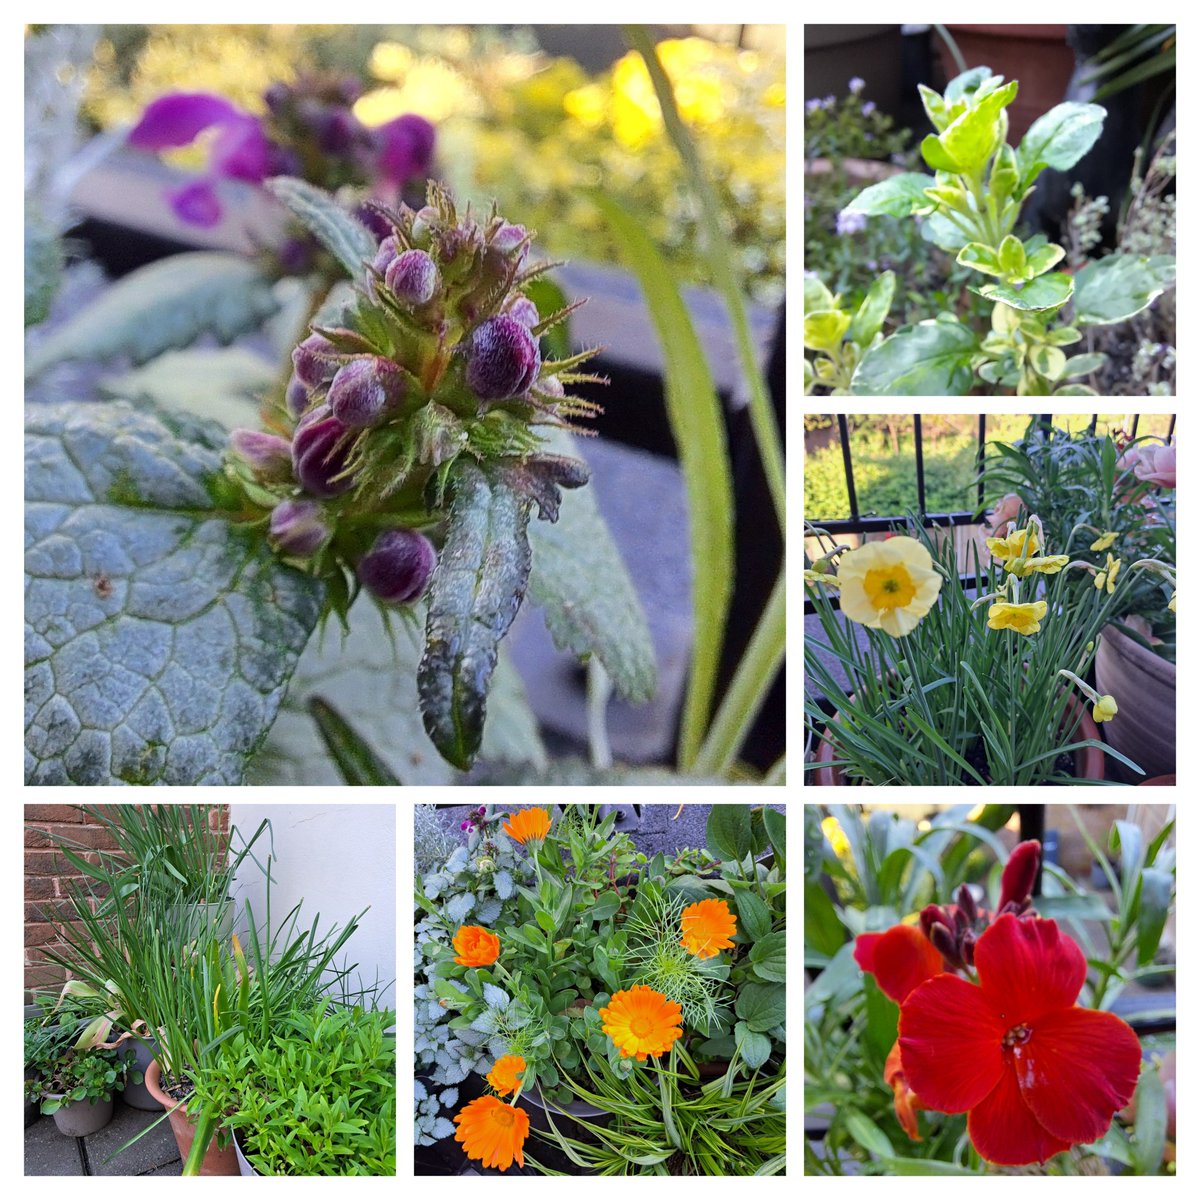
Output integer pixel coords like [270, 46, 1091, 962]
[679, 898, 737, 959]
[502, 807, 552, 845]
[600, 984, 683, 1061]
[453, 1095, 530, 1171]
[487, 1054, 526, 1097]
[452, 925, 500, 967]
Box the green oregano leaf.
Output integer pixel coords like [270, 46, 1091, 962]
[418, 458, 533, 770]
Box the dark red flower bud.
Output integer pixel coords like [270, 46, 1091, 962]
[327, 357, 405, 428]
[507, 296, 539, 329]
[291, 333, 339, 390]
[956, 882, 979, 926]
[465, 315, 541, 401]
[268, 499, 331, 557]
[998, 840, 1041, 912]
[291, 404, 355, 497]
[385, 249, 439, 305]
[961, 929, 977, 966]
[230, 429, 293, 483]
[928, 921, 963, 969]
[919, 904, 949, 940]
[357, 527, 437, 605]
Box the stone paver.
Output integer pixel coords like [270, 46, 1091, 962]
[25, 1100, 181, 1177]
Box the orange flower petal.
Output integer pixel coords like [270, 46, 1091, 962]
[502, 807, 552, 845]
[679, 898, 737, 959]
[452, 924, 500, 967]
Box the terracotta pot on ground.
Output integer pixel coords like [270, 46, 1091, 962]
[937, 25, 1075, 141]
[1140, 775, 1176, 786]
[812, 691, 1105, 785]
[46, 1094, 113, 1137]
[144, 1058, 239, 1175]
[1094, 623, 1175, 784]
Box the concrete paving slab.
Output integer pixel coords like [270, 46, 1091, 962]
[25, 1099, 181, 1177]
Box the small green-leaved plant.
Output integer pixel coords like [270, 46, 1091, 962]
[834, 67, 1176, 396]
[804, 271, 895, 395]
[25, 1040, 139, 1115]
[189, 1001, 396, 1176]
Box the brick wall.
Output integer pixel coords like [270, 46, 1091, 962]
[23, 804, 230, 998]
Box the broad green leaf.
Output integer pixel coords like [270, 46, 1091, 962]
[1136, 867, 1173, 967]
[249, 596, 544, 785]
[957, 242, 1005, 278]
[998, 235, 1026, 277]
[708, 804, 753, 863]
[1029, 344, 1066, 381]
[851, 318, 977, 395]
[733, 1020, 772, 1070]
[973, 272, 1074, 312]
[1017, 102, 1106, 187]
[25, 253, 279, 376]
[1132, 1064, 1167, 1175]
[266, 177, 378, 282]
[841, 174, 935, 219]
[25, 204, 62, 329]
[418, 460, 533, 770]
[594, 193, 732, 770]
[1053, 383, 1098, 396]
[920, 133, 962, 174]
[937, 80, 1018, 175]
[920, 211, 971, 253]
[749, 930, 786, 981]
[943, 66, 996, 107]
[1045, 325, 1082, 345]
[1025, 243, 1066, 278]
[735, 889, 772, 943]
[804, 880, 843, 958]
[735, 981, 786, 1033]
[1074, 254, 1176, 325]
[917, 82, 947, 130]
[804, 274, 835, 315]
[1060, 352, 1106, 379]
[306, 696, 400, 785]
[846, 271, 895, 347]
[803, 310, 850, 352]
[763, 806, 785, 864]
[526, 429, 656, 704]
[25, 401, 321, 784]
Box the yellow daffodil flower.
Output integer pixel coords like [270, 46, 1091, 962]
[1168, 590, 1177, 613]
[1092, 694, 1118, 723]
[836, 536, 942, 637]
[987, 599, 1049, 636]
[986, 529, 1040, 563]
[1094, 552, 1122, 594]
[1005, 554, 1070, 578]
[1090, 531, 1118, 552]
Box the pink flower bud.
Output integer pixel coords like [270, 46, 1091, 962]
[371, 235, 401, 279]
[357, 527, 437, 605]
[230, 429, 293, 483]
[291, 333, 339, 390]
[285, 374, 311, 418]
[327, 357, 405, 428]
[385, 249, 439, 305]
[291, 404, 355, 497]
[998, 840, 1041, 912]
[465, 315, 541, 401]
[268, 499, 330, 556]
[507, 296, 539, 329]
[491, 221, 530, 265]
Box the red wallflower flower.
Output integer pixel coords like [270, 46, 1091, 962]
[899, 913, 1142, 1165]
[854, 922, 944, 1004]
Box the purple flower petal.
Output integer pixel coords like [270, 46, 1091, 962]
[128, 92, 245, 150]
[373, 114, 436, 184]
[210, 113, 273, 183]
[168, 179, 223, 228]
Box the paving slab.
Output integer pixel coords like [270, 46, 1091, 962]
[25, 1100, 181, 1177]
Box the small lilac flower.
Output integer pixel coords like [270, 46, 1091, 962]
[849, 76, 866, 94]
[285, 374, 312, 418]
[805, 98, 822, 113]
[836, 209, 868, 236]
[268, 499, 331, 557]
[460, 819, 475, 832]
[372, 113, 436, 185]
[465, 315, 541, 401]
[824, 95, 836, 107]
[327, 357, 406, 427]
[230, 429, 293, 483]
[357, 527, 437, 605]
[862, 101, 877, 117]
[291, 404, 355, 498]
[385, 249, 440, 306]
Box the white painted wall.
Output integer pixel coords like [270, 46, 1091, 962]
[228, 804, 395, 1009]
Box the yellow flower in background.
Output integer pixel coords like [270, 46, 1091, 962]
[1168, 591, 1177, 613]
[1090, 531, 1118, 552]
[680, 899, 737, 959]
[986, 529, 1040, 563]
[837, 537, 943, 637]
[987, 600, 1049, 636]
[1005, 554, 1070, 578]
[1094, 553, 1122, 594]
[487, 1054, 526, 1097]
[1092, 695, 1119, 723]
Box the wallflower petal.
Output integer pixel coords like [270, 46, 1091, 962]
[209, 113, 273, 183]
[1013, 1006, 1143, 1145]
[128, 92, 244, 150]
[967, 1063, 1072, 1166]
[974, 915, 1085, 1027]
[898, 974, 1006, 1112]
[374, 113, 436, 183]
[167, 179, 223, 228]
[854, 924, 943, 1005]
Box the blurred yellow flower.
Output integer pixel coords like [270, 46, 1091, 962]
[987, 600, 1049, 636]
[1094, 553, 1122, 594]
[1090, 531, 1118, 552]
[1005, 554, 1069, 578]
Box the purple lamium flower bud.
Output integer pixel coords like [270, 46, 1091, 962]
[291, 404, 355, 497]
[491, 221, 530, 265]
[327, 357, 406, 428]
[465, 315, 541, 401]
[285, 374, 311, 418]
[291, 333, 339, 389]
[268, 499, 331, 557]
[357, 527, 437, 605]
[230, 429, 293, 483]
[316, 107, 359, 155]
[371, 234, 401, 278]
[385, 249, 439, 305]
[507, 296, 539, 328]
[374, 113, 436, 185]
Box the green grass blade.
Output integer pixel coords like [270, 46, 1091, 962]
[307, 696, 400, 785]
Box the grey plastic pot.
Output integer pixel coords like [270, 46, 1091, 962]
[518, 1085, 611, 1136]
[121, 1037, 159, 1111]
[233, 1131, 261, 1176]
[47, 1094, 114, 1137]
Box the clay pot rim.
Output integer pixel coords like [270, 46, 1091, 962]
[1101, 622, 1177, 687]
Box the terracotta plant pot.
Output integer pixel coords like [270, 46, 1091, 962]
[1139, 775, 1176, 786]
[1094, 623, 1174, 783]
[47, 1094, 113, 1137]
[812, 691, 1105, 784]
[144, 1058, 239, 1175]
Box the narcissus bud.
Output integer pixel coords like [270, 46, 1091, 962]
[268, 499, 331, 556]
[357, 527, 437, 605]
[385, 249, 439, 305]
[230, 429, 293, 483]
[292, 404, 355, 497]
[327, 357, 406, 428]
[465, 315, 540, 401]
[291, 333, 338, 389]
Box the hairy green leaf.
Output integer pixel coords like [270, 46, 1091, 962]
[25, 401, 321, 784]
[25, 253, 279, 376]
[266, 177, 378, 281]
[735, 981, 786, 1033]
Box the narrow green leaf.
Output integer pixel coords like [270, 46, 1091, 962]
[418, 459, 532, 770]
[266, 177, 378, 281]
[1136, 867, 1173, 967]
[844, 1109, 894, 1160]
[592, 191, 732, 768]
[307, 696, 400, 785]
[1132, 1064, 1167, 1175]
